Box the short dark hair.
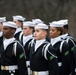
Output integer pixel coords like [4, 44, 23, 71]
[29, 27, 35, 33]
[18, 20, 23, 23]
[18, 20, 23, 24]
[18, 20, 23, 28]
[56, 27, 64, 35]
[63, 24, 68, 30]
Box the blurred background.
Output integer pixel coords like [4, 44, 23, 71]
[0, 0, 76, 39]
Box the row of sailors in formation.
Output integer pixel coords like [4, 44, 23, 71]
[0, 15, 76, 75]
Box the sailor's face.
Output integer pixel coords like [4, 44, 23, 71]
[34, 29, 47, 40]
[2, 26, 14, 38]
[13, 20, 19, 25]
[23, 26, 32, 36]
[13, 20, 20, 28]
[49, 27, 61, 38]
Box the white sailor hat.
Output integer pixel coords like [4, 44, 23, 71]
[23, 21, 35, 27]
[13, 15, 25, 21]
[35, 23, 48, 29]
[59, 19, 68, 26]
[0, 17, 6, 22]
[49, 21, 64, 27]
[3, 21, 18, 29]
[32, 19, 44, 24]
